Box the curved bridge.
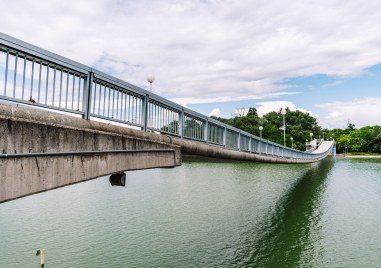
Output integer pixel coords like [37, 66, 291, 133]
[0, 33, 335, 203]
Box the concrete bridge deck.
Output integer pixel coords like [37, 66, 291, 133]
[0, 103, 334, 203]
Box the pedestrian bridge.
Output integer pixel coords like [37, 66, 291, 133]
[0, 32, 335, 203]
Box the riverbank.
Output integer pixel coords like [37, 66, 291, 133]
[336, 154, 381, 159]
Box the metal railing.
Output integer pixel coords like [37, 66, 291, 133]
[0, 32, 331, 161]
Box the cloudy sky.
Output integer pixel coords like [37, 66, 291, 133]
[1, 0, 381, 129]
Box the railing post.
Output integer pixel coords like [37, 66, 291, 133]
[179, 108, 184, 139]
[223, 127, 227, 147]
[204, 118, 208, 143]
[82, 71, 93, 120]
[142, 94, 149, 131]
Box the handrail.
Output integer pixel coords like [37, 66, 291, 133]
[0, 32, 331, 161]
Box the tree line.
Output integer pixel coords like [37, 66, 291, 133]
[325, 125, 381, 153]
[211, 107, 381, 154]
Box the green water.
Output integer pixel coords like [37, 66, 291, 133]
[1, 157, 381, 267]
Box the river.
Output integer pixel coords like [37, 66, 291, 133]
[1, 157, 381, 267]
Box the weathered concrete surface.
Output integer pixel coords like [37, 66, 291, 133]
[0, 150, 176, 203]
[0, 104, 181, 164]
[0, 103, 181, 202]
[174, 138, 332, 164]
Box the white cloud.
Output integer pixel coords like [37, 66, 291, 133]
[322, 80, 345, 88]
[256, 101, 314, 117]
[316, 98, 381, 129]
[1, 0, 381, 104]
[209, 108, 221, 117]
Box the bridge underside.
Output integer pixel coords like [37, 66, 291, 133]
[0, 150, 177, 203]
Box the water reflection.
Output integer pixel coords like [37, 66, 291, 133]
[232, 158, 334, 267]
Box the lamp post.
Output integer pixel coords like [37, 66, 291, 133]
[290, 137, 294, 149]
[281, 108, 286, 146]
[259, 126, 263, 138]
[147, 75, 155, 92]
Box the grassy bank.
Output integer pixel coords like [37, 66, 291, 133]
[338, 152, 381, 158]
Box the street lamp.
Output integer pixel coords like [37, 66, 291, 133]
[259, 126, 263, 138]
[290, 137, 294, 149]
[281, 108, 286, 146]
[147, 75, 155, 92]
[310, 132, 313, 141]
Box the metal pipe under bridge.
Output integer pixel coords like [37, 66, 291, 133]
[0, 33, 335, 202]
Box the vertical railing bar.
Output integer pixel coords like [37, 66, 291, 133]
[146, 100, 149, 128]
[123, 91, 127, 121]
[13, 52, 18, 98]
[120, 89, 123, 120]
[172, 110, 175, 134]
[155, 104, 158, 129]
[4, 49, 9, 95]
[179, 108, 184, 138]
[71, 74, 75, 110]
[128, 94, 132, 122]
[171, 110, 174, 134]
[151, 103, 154, 129]
[161, 106, 163, 131]
[142, 94, 147, 131]
[131, 95, 135, 123]
[98, 81, 102, 115]
[30, 58, 35, 100]
[139, 97, 141, 124]
[164, 107, 167, 131]
[138, 97, 141, 124]
[21, 55, 26, 100]
[139, 97, 145, 125]
[157, 105, 159, 130]
[161, 106, 163, 130]
[150, 102, 153, 129]
[77, 75, 81, 111]
[151, 102, 155, 129]
[92, 82, 97, 114]
[107, 85, 111, 118]
[98, 82, 102, 114]
[111, 86, 115, 118]
[45, 63, 49, 104]
[37, 61, 42, 103]
[59, 69, 63, 107]
[103, 82, 106, 116]
[116, 88, 119, 119]
[156, 103, 161, 130]
[135, 96, 138, 124]
[176, 111, 179, 135]
[65, 70, 69, 109]
[52, 66, 56, 105]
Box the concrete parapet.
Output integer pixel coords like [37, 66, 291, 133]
[0, 103, 181, 165]
[0, 103, 332, 202]
[174, 138, 328, 164]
